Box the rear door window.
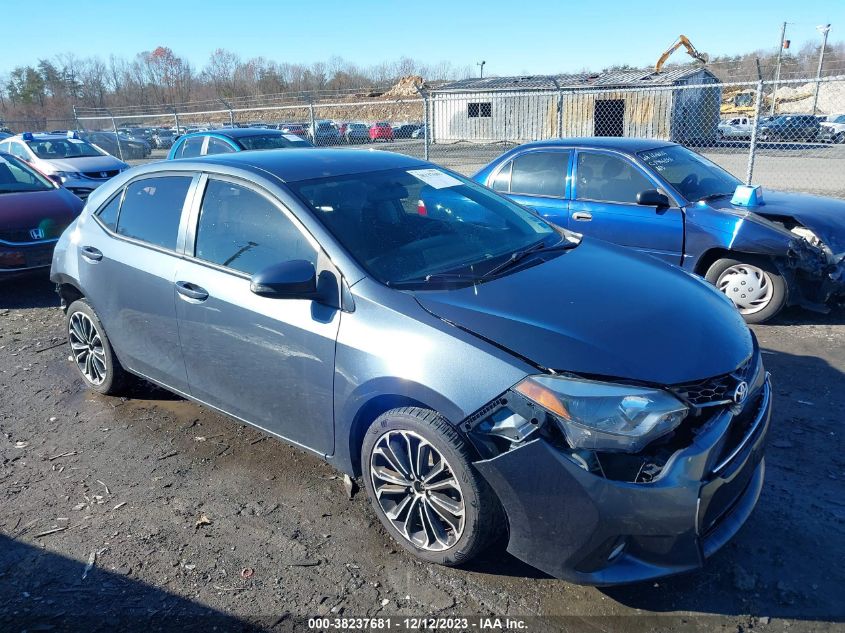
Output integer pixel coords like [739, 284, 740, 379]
[205, 137, 235, 155]
[179, 136, 205, 158]
[116, 176, 193, 250]
[510, 151, 569, 197]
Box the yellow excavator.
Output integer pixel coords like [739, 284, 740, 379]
[654, 35, 708, 74]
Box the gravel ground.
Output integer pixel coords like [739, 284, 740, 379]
[1, 275, 844, 633]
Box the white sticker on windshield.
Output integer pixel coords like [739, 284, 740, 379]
[68, 139, 84, 144]
[283, 134, 302, 142]
[407, 168, 462, 189]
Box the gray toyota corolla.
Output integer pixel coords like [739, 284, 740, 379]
[51, 149, 771, 584]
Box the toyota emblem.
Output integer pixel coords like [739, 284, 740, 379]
[29, 228, 45, 240]
[733, 381, 749, 405]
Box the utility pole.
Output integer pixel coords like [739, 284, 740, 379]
[812, 24, 831, 115]
[770, 21, 788, 116]
[477, 61, 486, 79]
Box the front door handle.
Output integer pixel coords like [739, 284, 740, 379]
[80, 246, 103, 261]
[175, 281, 209, 302]
[572, 211, 593, 222]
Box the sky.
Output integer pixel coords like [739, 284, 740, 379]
[1, 0, 843, 76]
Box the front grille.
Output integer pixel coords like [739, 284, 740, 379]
[82, 170, 119, 179]
[670, 356, 755, 407]
[0, 224, 67, 243]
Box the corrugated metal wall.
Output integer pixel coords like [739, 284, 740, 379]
[431, 74, 724, 144]
[560, 89, 674, 139]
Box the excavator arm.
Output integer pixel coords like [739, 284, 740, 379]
[654, 35, 708, 74]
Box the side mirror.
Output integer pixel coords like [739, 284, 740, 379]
[636, 189, 671, 208]
[250, 260, 318, 299]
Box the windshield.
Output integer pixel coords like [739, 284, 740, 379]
[638, 145, 740, 201]
[236, 133, 311, 150]
[0, 154, 54, 193]
[28, 138, 104, 159]
[290, 167, 559, 286]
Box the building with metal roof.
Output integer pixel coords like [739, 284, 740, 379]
[429, 67, 721, 144]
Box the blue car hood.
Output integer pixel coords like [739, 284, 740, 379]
[710, 190, 845, 254]
[414, 241, 752, 386]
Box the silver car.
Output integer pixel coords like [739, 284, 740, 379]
[0, 132, 128, 199]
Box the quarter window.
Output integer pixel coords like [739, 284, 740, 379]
[491, 161, 512, 192]
[576, 153, 653, 204]
[96, 193, 122, 231]
[510, 151, 569, 197]
[116, 176, 192, 249]
[467, 102, 492, 118]
[9, 142, 29, 160]
[194, 179, 316, 275]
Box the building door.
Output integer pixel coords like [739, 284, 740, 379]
[594, 99, 625, 137]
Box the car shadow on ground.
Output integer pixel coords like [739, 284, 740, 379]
[597, 346, 845, 622]
[766, 304, 845, 326]
[0, 273, 58, 309]
[0, 535, 270, 632]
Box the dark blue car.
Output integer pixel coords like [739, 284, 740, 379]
[51, 148, 770, 584]
[475, 138, 845, 323]
[168, 127, 313, 159]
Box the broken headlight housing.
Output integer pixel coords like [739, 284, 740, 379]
[513, 376, 688, 453]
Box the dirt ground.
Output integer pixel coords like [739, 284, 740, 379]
[1, 275, 844, 633]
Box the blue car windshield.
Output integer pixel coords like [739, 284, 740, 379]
[638, 145, 740, 201]
[290, 167, 558, 285]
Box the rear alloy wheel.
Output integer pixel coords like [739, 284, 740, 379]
[705, 256, 787, 324]
[362, 407, 501, 566]
[66, 299, 127, 395]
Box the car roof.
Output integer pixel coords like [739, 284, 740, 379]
[512, 137, 676, 153]
[171, 148, 428, 182]
[9, 133, 86, 141]
[180, 128, 290, 140]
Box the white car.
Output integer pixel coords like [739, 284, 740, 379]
[819, 114, 845, 144]
[717, 116, 754, 140]
[0, 132, 128, 200]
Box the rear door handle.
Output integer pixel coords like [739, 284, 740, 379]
[572, 211, 593, 222]
[175, 281, 209, 302]
[80, 246, 103, 261]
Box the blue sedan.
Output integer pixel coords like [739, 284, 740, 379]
[475, 138, 845, 323]
[168, 127, 313, 159]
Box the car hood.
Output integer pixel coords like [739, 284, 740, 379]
[0, 187, 83, 230]
[38, 155, 127, 173]
[413, 240, 752, 386]
[709, 190, 845, 253]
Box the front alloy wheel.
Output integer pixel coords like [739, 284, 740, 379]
[362, 407, 501, 566]
[370, 430, 465, 551]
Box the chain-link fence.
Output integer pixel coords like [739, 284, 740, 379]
[63, 74, 845, 198]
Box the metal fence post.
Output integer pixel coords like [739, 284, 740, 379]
[550, 77, 563, 138]
[172, 107, 180, 135]
[72, 105, 81, 131]
[219, 98, 235, 126]
[106, 108, 124, 162]
[308, 101, 316, 144]
[414, 83, 430, 161]
[745, 80, 764, 185]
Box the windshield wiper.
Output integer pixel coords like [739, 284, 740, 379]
[481, 238, 575, 279]
[697, 191, 735, 202]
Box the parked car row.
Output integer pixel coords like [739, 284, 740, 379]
[717, 113, 845, 143]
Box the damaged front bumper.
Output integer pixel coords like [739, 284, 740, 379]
[783, 238, 845, 311]
[473, 375, 771, 585]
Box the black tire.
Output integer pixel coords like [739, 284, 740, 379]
[704, 256, 787, 324]
[361, 407, 502, 566]
[835, 133, 845, 145]
[66, 299, 128, 395]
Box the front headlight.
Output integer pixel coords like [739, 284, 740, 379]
[514, 376, 688, 453]
[54, 171, 82, 182]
